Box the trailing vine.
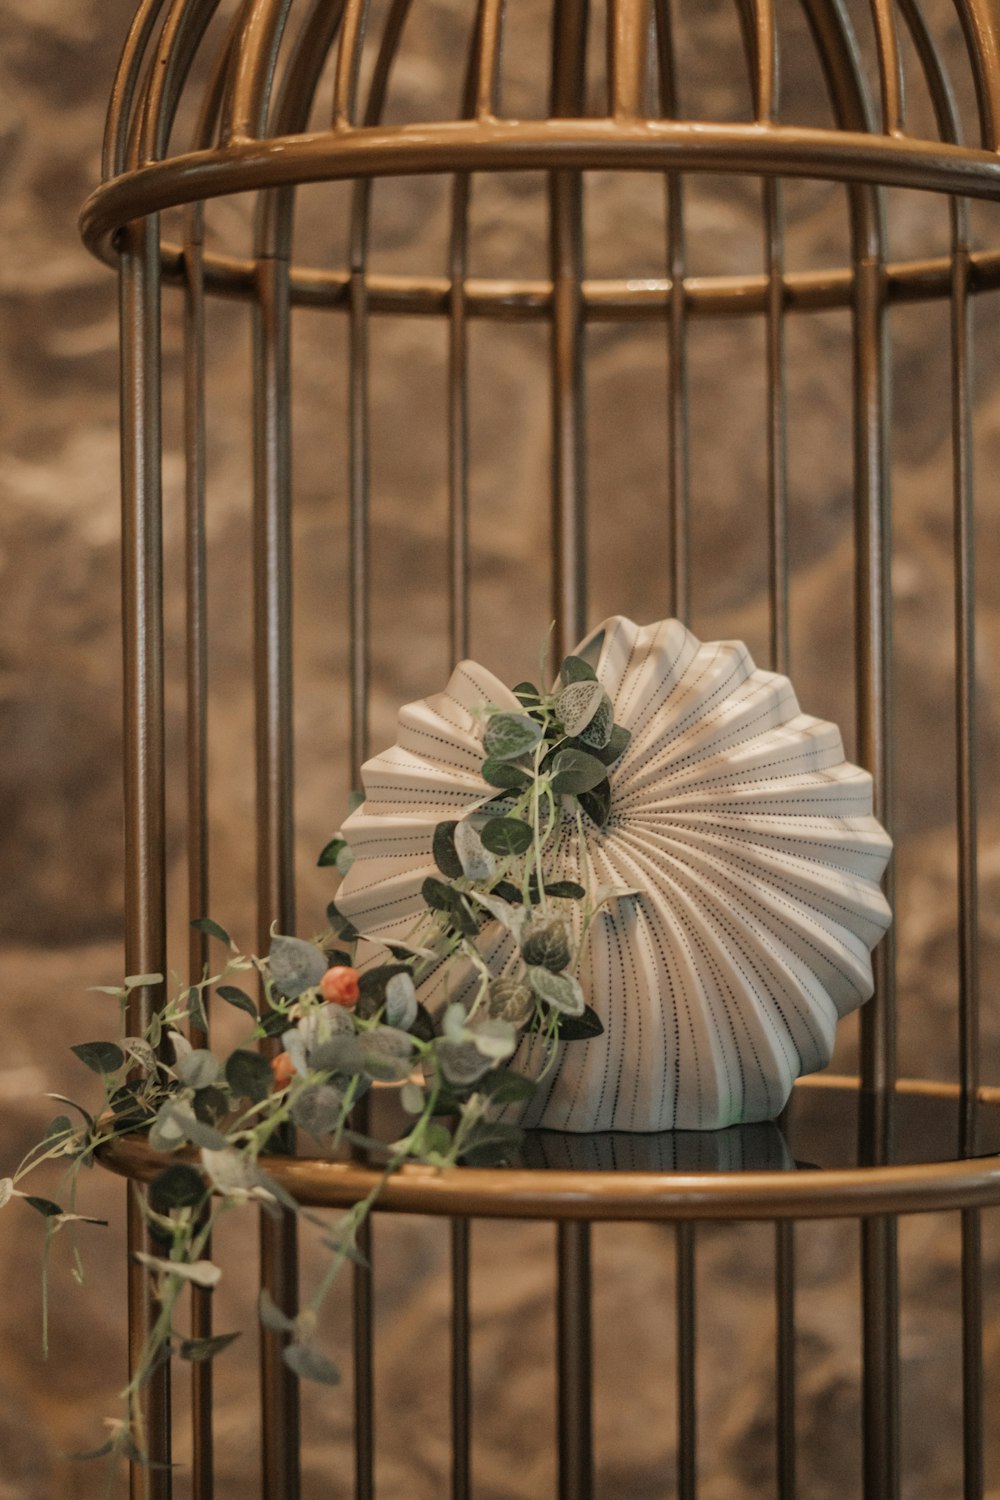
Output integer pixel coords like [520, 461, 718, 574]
[4, 646, 637, 1486]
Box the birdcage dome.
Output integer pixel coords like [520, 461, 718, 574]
[81, 0, 1000, 297]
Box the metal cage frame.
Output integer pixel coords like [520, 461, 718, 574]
[82, 0, 1000, 1496]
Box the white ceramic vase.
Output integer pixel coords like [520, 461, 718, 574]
[336, 616, 892, 1131]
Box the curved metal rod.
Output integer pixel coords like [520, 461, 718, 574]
[869, 0, 906, 136]
[138, 0, 223, 165]
[753, 0, 778, 122]
[131, 240, 1000, 315]
[188, 5, 246, 158]
[475, 0, 506, 118]
[608, 0, 651, 121]
[80, 122, 1000, 259]
[896, 0, 970, 238]
[448, 0, 497, 664]
[254, 0, 350, 260]
[348, 0, 417, 268]
[103, 0, 171, 180]
[225, 0, 295, 142]
[99, 1120, 1000, 1222]
[953, 0, 1000, 150]
[653, 0, 689, 620]
[333, 0, 372, 129]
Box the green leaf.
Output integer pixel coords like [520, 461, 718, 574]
[459, 1121, 524, 1166]
[186, 986, 208, 1033]
[42, 1115, 74, 1147]
[400, 1081, 425, 1115]
[259, 1289, 295, 1332]
[124, 972, 164, 989]
[317, 836, 348, 868]
[559, 654, 597, 685]
[133, 1251, 221, 1288]
[536, 880, 586, 900]
[385, 972, 418, 1031]
[421, 875, 457, 913]
[269, 935, 328, 999]
[577, 693, 614, 749]
[24, 1195, 63, 1218]
[191, 917, 232, 947]
[482, 712, 543, 763]
[0, 1178, 13, 1209]
[591, 721, 631, 766]
[71, 1041, 125, 1076]
[284, 1343, 341, 1386]
[481, 758, 532, 791]
[521, 920, 572, 973]
[485, 976, 535, 1026]
[480, 817, 533, 856]
[556, 679, 606, 737]
[492, 880, 523, 904]
[480, 1068, 537, 1105]
[548, 749, 608, 796]
[512, 681, 541, 705]
[217, 985, 258, 1020]
[409, 1003, 436, 1045]
[258, 1009, 290, 1038]
[193, 1085, 229, 1125]
[527, 966, 585, 1016]
[152, 1163, 206, 1210]
[225, 1050, 273, 1105]
[180, 1331, 241, 1362]
[432, 821, 463, 879]
[176, 1049, 221, 1091]
[554, 1004, 605, 1041]
[292, 1084, 345, 1139]
[325, 901, 359, 943]
[579, 777, 612, 828]
[357, 963, 413, 1019]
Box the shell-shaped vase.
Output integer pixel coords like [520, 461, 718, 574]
[336, 617, 892, 1131]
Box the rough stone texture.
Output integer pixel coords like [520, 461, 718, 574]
[3, 1, 1000, 1497]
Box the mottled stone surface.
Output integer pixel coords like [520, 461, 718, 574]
[3, 1, 1000, 1497]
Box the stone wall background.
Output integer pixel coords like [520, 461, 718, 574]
[3, 1, 1000, 1496]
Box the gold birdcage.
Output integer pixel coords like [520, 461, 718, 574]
[83, 0, 1000, 1495]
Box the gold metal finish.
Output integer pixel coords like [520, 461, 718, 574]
[91, 0, 1000, 1492]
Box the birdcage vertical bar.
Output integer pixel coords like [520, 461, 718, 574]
[869, 0, 905, 137]
[952, 223, 984, 1500]
[763, 183, 789, 675]
[557, 1220, 594, 1500]
[549, 0, 588, 660]
[348, 255, 376, 1500]
[775, 1220, 796, 1499]
[675, 1222, 697, 1500]
[608, 0, 649, 120]
[450, 1218, 472, 1500]
[961, 1208, 984, 1499]
[949, 236, 979, 1111]
[343, 7, 416, 1485]
[652, 0, 689, 622]
[183, 199, 215, 1500]
[252, 251, 301, 1500]
[447, 187, 471, 663]
[860, 1214, 899, 1499]
[854, 241, 899, 1499]
[120, 211, 171, 1499]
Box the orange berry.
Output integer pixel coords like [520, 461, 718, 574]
[319, 965, 360, 1007]
[270, 1051, 295, 1090]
